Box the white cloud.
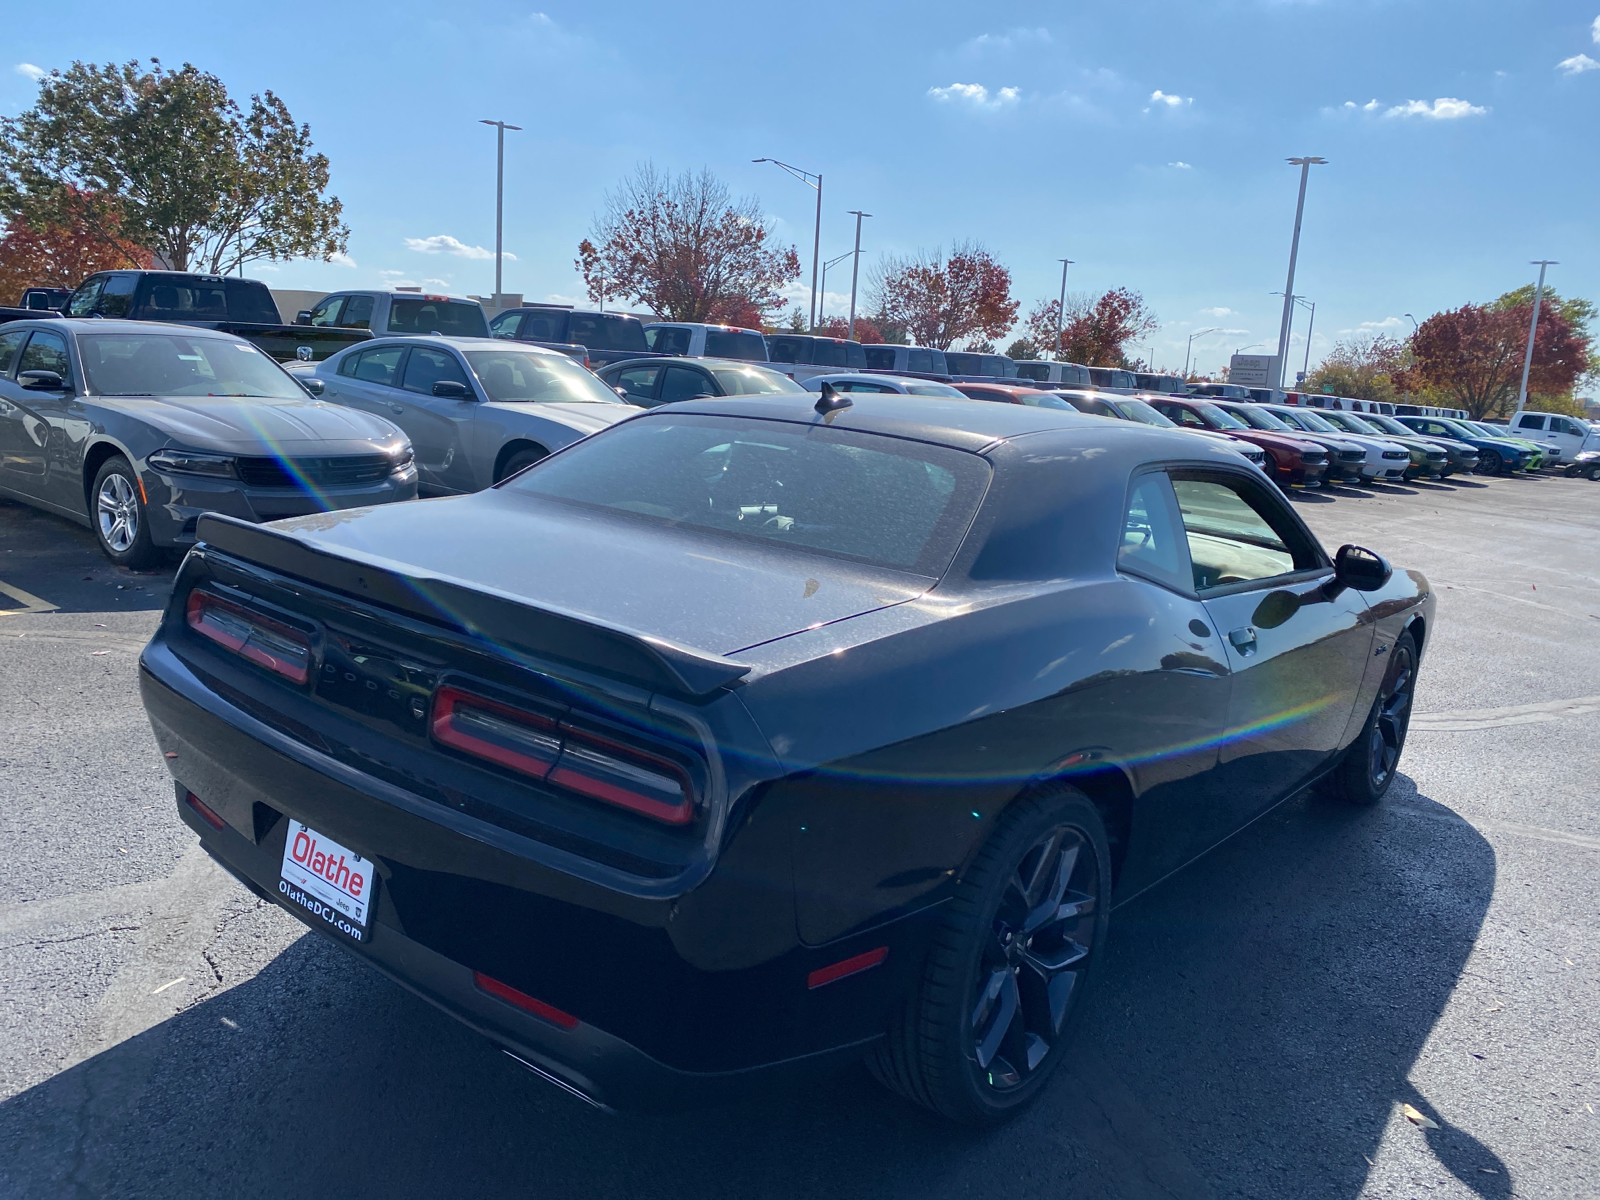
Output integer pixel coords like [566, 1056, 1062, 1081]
[1384, 97, 1487, 120]
[962, 27, 1051, 53]
[1558, 53, 1600, 75]
[1169, 161, 1193, 169]
[378, 269, 407, 278]
[14, 63, 46, 81]
[1200, 306, 1235, 317]
[402, 234, 512, 260]
[927, 82, 1021, 109]
[1340, 98, 1382, 112]
[328, 251, 357, 268]
[1148, 90, 1191, 109]
[1593, 13, 1600, 42]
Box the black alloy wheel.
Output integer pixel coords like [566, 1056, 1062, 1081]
[1476, 449, 1503, 476]
[495, 445, 548, 483]
[1327, 630, 1419, 806]
[866, 788, 1111, 1124]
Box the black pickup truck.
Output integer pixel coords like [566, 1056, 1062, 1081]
[60, 271, 371, 361]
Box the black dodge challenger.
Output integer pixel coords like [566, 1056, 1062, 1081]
[139, 391, 1432, 1124]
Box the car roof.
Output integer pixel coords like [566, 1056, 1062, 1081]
[354, 335, 550, 352]
[43, 319, 250, 341]
[643, 321, 761, 332]
[601, 356, 787, 372]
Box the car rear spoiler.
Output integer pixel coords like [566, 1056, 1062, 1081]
[193, 514, 752, 700]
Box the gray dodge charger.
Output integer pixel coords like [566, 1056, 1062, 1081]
[0, 320, 417, 568]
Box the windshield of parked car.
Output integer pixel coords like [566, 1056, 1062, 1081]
[1440, 419, 1483, 439]
[1363, 414, 1414, 437]
[505, 414, 990, 575]
[1224, 405, 1293, 432]
[1280, 408, 1339, 433]
[463, 349, 624, 404]
[1334, 413, 1384, 435]
[906, 382, 967, 397]
[1110, 398, 1177, 427]
[386, 298, 489, 337]
[708, 364, 805, 395]
[78, 333, 305, 398]
[1191, 402, 1247, 430]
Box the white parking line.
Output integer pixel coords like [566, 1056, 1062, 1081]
[0, 579, 58, 615]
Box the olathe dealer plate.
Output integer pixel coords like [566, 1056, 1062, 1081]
[279, 819, 377, 942]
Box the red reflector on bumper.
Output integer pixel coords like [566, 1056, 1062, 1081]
[807, 946, 889, 989]
[185, 791, 227, 831]
[473, 972, 579, 1030]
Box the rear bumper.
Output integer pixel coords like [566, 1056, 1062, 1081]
[138, 646, 934, 1109]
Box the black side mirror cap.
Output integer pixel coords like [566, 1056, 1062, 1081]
[432, 380, 470, 398]
[1334, 544, 1392, 592]
[295, 311, 313, 325]
[19, 370, 65, 391]
[301, 377, 325, 396]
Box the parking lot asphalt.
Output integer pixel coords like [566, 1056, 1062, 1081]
[0, 472, 1596, 1200]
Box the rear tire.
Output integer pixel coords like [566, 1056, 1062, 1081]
[91, 455, 161, 570]
[1325, 631, 1418, 807]
[495, 445, 548, 483]
[865, 787, 1111, 1125]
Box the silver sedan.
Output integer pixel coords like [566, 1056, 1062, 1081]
[308, 337, 644, 493]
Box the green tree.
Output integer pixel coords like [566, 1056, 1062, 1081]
[1005, 337, 1036, 360]
[1304, 334, 1407, 404]
[0, 59, 348, 275]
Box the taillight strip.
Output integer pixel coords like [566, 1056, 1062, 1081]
[185, 591, 311, 684]
[432, 687, 560, 779]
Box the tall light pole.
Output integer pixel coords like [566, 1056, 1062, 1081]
[479, 119, 522, 302]
[1274, 156, 1327, 388]
[846, 210, 871, 341]
[817, 250, 852, 323]
[1296, 296, 1316, 383]
[1054, 258, 1074, 359]
[1403, 313, 1418, 334]
[1514, 260, 1557, 417]
[754, 158, 822, 330]
[1184, 327, 1221, 377]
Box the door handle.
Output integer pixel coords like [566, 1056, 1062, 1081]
[1228, 626, 1258, 655]
[389, 405, 404, 414]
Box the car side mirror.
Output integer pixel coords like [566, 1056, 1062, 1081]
[432, 380, 470, 398]
[295, 310, 313, 325]
[614, 386, 629, 397]
[1334, 544, 1392, 592]
[301, 377, 325, 396]
[19, 370, 66, 391]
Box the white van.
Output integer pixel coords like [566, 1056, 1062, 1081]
[1509, 411, 1600, 462]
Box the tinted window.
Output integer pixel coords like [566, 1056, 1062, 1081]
[710, 365, 805, 395]
[766, 336, 805, 364]
[402, 347, 470, 394]
[517, 310, 570, 341]
[660, 366, 714, 403]
[647, 327, 693, 355]
[505, 414, 990, 575]
[847, 342, 867, 369]
[614, 364, 662, 401]
[0, 330, 28, 376]
[704, 329, 767, 361]
[834, 381, 895, 393]
[1516, 414, 1545, 430]
[983, 355, 1013, 377]
[387, 299, 489, 337]
[1015, 362, 1051, 381]
[811, 340, 850, 368]
[1110, 399, 1177, 428]
[1224, 405, 1292, 432]
[463, 349, 623, 404]
[18, 331, 71, 381]
[908, 349, 935, 373]
[1074, 397, 1119, 417]
[96, 274, 139, 317]
[1170, 476, 1313, 590]
[568, 313, 648, 352]
[864, 347, 896, 370]
[945, 353, 981, 375]
[349, 346, 405, 386]
[308, 296, 346, 327]
[341, 295, 374, 330]
[1120, 473, 1191, 593]
[225, 280, 280, 323]
[66, 277, 107, 317]
[78, 333, 303, 399]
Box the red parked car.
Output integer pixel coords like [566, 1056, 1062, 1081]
[954, 383, 1077, 409]
[1147, 396, 1329, 488]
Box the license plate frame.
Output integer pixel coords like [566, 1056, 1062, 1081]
[278, 819, 377, 943]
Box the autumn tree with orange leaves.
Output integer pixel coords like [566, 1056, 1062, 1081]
[1403, 301, 1588, 418]
[577, 164, 799, 325]
[1025, 288, 1158, 367]
[868, 242, 1018, 351]
[0, 191, 150, 303]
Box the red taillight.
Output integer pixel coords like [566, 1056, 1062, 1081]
[430, 687, 695, 825]
[185, 791, 227, 831]
[432, 686, 561, 779]
[807, 946, 889, 989]
[186, 591, 311, 684]
[473, 971, 579, 1029]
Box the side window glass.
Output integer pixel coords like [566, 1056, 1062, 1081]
[67, 277, 106, 317]
[1119, 473, 1192, 593]
[491, 312, 523, 339]
[402, 347, 470, 394]
[1170, 476, 1314, 591]
[309, 296, 346, 327]
[660, 366, 712, 404]
[351, 346, 405, 387]
[340, 295, 374, 329]
[655, 328, 692, 355]
[767, 337, 800, 364]
[1517, 414, 1545, 431]
[97, 275, 138, 317]
[18, 332, 72, 382]
[615, 365, 661, 399]
[0, 330, 28, 376]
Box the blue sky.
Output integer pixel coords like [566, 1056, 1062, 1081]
[4, 0, 1595, 376]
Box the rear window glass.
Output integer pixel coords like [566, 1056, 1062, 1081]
[387, 299, 489, 337]
[505, 414, 990, 575]
[568, 313, 648, 352]
[647, 326, 693, 355]
[704, 329, 767, 360]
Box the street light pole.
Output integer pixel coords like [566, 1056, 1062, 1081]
[1297, 297, 1316, 383]
[1275, 156, 1327, 388]
[1514, 260, 1557, 417]
[1184, 327, 1221, 377]
[754, 158, 823, 330]
[818, 251, 852, 324]
[1403, 313, 1418, 334]
[847, 210, 871, 341]
[479, 119, 522, 301]
[1054, 258, 1074, 359]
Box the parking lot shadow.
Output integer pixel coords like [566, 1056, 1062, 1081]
[0, 778, 1501, 1200]
[0, 499, 175, 615]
